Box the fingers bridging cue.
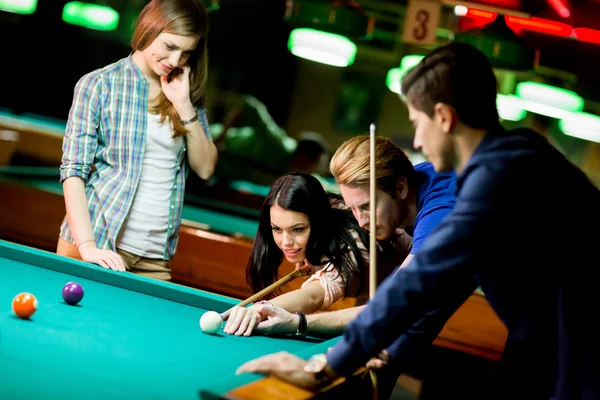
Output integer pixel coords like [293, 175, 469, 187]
[221, 265, 311, 320]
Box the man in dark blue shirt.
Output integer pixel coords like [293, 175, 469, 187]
[237, 43, 600, 399]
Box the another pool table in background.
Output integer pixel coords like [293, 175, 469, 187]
[0, 110, 269, 214]
[0, 109, 65, 166]
[0, 166, 509, 363]
[0, 239, 378, 400]
[0, 130, 19, 166]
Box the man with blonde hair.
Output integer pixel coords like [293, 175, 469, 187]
[330, 135, 455, 270]
[238, 134, 457, 398]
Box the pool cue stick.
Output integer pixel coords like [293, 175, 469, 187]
[369, 123, 377, 300]
[368, 123, 379, 399]
[220, 265, 311, 320]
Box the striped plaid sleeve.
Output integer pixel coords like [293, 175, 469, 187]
[196, 105, 212, 141]
[60, 72, 103, 182]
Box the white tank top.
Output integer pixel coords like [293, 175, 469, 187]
[117, 113, 184, 258]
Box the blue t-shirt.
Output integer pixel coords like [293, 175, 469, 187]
[405, 162, 456, 254]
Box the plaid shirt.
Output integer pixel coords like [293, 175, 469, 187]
[59, 55, 211, 260]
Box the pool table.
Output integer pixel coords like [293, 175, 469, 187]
[0, 239, 378, 400]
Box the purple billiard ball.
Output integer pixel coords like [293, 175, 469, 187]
[62, 282, 84, 305]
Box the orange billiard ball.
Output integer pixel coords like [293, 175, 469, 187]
[12, 292, 38, 319]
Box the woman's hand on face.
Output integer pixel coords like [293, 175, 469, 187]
[160, 64, 192, 112]
[223, 305, 265, 337]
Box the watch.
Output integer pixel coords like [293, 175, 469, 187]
[294, 312, 307, 337]
[304, 353, 333, 387]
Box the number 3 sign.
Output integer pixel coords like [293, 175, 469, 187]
[402, 0, 441, 46]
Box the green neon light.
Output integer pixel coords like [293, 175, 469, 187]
[497, 94, 527, 122]
[494, 93, 573, 120]
[559, 112, 600, 143]
[400, 55, 424, 70]
[0, 0, 37, 15]
[386, 68, 404, 95]
[386, 55, 425, 94]
[288, 28, 356, 67]
[62, 2, 119, 31]
[516, 81, 584, 113]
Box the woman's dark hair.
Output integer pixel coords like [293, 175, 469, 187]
[246, 173, 369, 298]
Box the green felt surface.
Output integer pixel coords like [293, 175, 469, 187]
[0, 241, 338, 399]
[228, 180, 271, 197]
[181, 205, 258, 239]
[0, 110, 66, 138]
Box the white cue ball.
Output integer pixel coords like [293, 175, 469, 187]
[200, 311, 223, 334]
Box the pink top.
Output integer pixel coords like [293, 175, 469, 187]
[301, 229, 412, 309]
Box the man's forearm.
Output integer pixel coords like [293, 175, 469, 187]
[306, 306, 365, 337]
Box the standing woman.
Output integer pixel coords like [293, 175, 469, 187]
[57, 0, 217, 280]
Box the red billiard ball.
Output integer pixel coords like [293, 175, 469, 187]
[62, 282, 84, 305]
[12, 292, 38, 319]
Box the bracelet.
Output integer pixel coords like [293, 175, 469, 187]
[77, 239, 95, 248]
[180, 114, 198, 126]
[294, 312, 307, 337]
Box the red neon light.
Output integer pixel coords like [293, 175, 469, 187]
[460, 7, 600, 46]
[505, 16, 573, 37]
[466, 8, 497, 21]
[547, 0, 571, 18]
[575, 28, 600, 44]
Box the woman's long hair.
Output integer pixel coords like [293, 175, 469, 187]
[246, 173, 369, 298]
[131, 0, 209, 137]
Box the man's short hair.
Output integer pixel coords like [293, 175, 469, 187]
[401, 43, 499, 130]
